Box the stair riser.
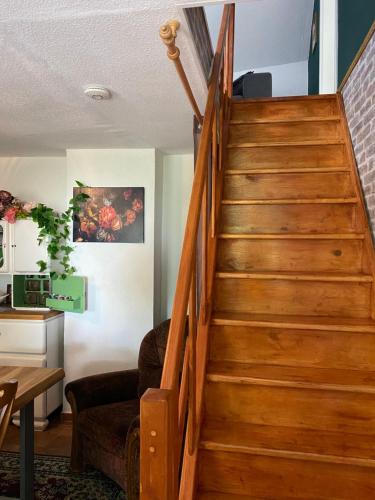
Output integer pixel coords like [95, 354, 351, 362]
[199, 450, 375, 499]
[227, 144, 347, 170]
[217, 239, 364, 273]
[210, 325, 375, 370]
[213, 278, 371, 318]
[231, 98, 338, 121]
[206, 382, 375, 434]
[229, 121, 342, 145]
[223, 172, 354, 200]
[221, 204, 360, 234]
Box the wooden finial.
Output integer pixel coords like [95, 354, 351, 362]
[159, 20, 181, 60]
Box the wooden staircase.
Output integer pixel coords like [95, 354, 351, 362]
[196, 94, 375, 499]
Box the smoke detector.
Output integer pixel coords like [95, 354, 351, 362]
[84, 86, 112, 101]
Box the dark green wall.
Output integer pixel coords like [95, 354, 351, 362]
[338, 0, 375, 85]
[308, 0, 320, 95]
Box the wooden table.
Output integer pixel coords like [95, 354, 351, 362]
[0, 366, 65, 500]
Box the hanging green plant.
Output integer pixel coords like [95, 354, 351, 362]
[30, 181, 90, 279]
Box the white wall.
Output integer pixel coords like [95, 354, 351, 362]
[64, 149, 159, 408]
[161, 154, 194, 319]
[205, 0, 314, 71]
[234, 60, 308, 97]
[319, 0, 338, 93]
[0, 157, 67, 212]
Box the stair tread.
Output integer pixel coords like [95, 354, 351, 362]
[218, 233, 365, 239]
[215, 271, 373, 282]
[211, 312, 375, 332]
[222, 197, 358, 205]
[231, 94, 337, 104]
[201, 419, 375, 465]
[207, 361, 375, 393]
[230, 116, 341, 125]
[228, 140, 345, 148]
[225, 167, 350, 174]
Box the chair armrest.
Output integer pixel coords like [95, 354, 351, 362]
[65, 369, 139, 414]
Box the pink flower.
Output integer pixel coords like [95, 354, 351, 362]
[123, 189, 132, 201]
[4, 207, 18, 224]
[22, 201, 36, 213]
[124, 209, 136, 226]
[132, 198, 143, 213]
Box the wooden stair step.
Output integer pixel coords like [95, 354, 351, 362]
[215, 271, 373, 282]
[226, 166, 350, 174]
[205, 363, 375, 435]
[217, 237, 364, 273]
[201, 419, 375, 464]
[209, 323, 375, 370]
[227, 139, 345, 148]
[221, 203, 360, 234]
[223, 171, 354, 200]
[199, 448, 375, 499]
[227, 143, 347, 170]
[231, 95, 338, 121]
[222, 198, 358, 205]
[218, 233, 365, 239]
[229, 120, 342, 146]
[230, 115, 341, 125]
[213, 275, 371, 317]
[211, 312, 375, 333]
[206, 361, 375, 394]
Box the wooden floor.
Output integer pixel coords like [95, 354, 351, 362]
[2, 414, 71, 457]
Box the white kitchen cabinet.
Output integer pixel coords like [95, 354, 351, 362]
[11, 220, 49, 273]
[0, 220, 10, 273]
[0, 312, 64, 430]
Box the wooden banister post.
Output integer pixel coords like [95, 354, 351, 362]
[160, 21, 204, 125]
[140, 388, 178, 500]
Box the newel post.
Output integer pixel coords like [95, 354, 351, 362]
[140, 388, 179, 500]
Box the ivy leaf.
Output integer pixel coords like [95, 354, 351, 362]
[37, 260, 47, 272]
[30, 180, 87, 279]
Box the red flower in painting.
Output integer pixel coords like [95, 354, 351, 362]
[132, 198, 143, 213]
[123, 189, 133, 201]
[80, 219, 97, 235]
[4, 207, 18, 224]
[124, 209, 136, 226]
[99, 206, 117, 229]
[111, 215, 123, 231]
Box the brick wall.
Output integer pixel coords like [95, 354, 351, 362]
[342, 32, 375, 232]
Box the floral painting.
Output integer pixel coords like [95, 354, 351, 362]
[73, 187, 144, 243]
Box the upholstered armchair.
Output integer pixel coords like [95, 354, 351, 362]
[65, 319, 173, 499]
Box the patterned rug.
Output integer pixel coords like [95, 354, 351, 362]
[0, 452, 126, 499]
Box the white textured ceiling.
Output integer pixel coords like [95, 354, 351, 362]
[0, 0, 208, 156]
[205, 0, 314, 71]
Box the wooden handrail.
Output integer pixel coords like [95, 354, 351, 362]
[161, 5, 231, 392]
[141, 5, 234, 499]
[160, 20, 204, 125]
